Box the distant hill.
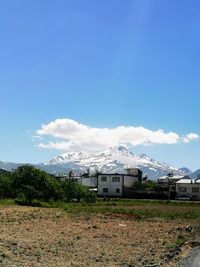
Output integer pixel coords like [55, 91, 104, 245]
[0, 161, 21, 171]
[189, 169, 200, 180]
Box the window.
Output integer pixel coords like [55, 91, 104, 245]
[116, 188, 120, 194]
[112, 176, 120, 182]
[101, 176, 107, 182]
[179, 187, 186, 192]
[192, 195, 198, 199]
[103, 188, 108, 193]
[192, 187, 199, 193]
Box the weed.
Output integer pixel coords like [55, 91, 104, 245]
[34, 249, 42, 258]
[166, 234, 189, 252]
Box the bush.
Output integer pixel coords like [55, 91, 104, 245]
[62, 179, 96, 203]
[13, 165, 63, 205]
[82, 189, 96, 203]
[0, 173, 14, 198]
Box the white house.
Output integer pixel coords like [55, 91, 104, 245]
[97, 168, 142, 197]
[176, 178, 200, 200]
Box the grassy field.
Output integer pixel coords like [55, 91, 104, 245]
[50, 198, 200, 220]
[0, 199, 199, 266]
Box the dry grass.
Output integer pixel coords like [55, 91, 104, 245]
[0, 204, 198, 266]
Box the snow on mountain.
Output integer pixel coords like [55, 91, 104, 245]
[42, 145, 190, 179]
[0, 146, 192, 179]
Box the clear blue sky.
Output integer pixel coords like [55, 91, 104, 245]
[0, 0, 200, 170]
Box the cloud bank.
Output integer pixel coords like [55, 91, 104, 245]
[35, 119, 199, 152]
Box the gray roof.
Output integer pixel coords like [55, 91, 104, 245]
[176, 178, 193, 184]
[158, 175, 190, 181]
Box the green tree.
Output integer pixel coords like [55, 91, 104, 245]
[43, 176, 64, 201]
[62, 179, 96, 203]
[0, 172, 14, 198]
[62, 179, 83, 202]
[132, 180, 160, 193]
[13, 165, 54, 205]
[132, 181, 145, 192]
[145, 180, 160, 192]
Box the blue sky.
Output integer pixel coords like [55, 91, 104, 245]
[0, 0, 200, 170]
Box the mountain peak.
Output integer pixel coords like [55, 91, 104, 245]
[43, 146, 189, 179]
[109, 145, 129, 154]
[139, 153, 150, 159]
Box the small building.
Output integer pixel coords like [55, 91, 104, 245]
[176, 178, 200, 200]
[157, 173, 189, 189]
[157, 173, 192, 198]
[97, 168, 142, 197]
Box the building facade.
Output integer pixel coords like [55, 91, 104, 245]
[97, 168, 142, 197]
[176, 178, 200, 200]
[54, 174, 97, 188]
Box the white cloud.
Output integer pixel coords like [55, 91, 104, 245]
[182, 133, 199, 143]
[35, 118, 199, 152]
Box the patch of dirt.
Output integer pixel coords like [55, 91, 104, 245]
[0, 206, 197, 266]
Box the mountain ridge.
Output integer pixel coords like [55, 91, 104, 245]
[42, 145, 192, 179]
[0, 146, 193, 179]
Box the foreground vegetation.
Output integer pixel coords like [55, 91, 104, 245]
[0, 165, 96, 205]
[45, 198, 200, 221]
[2, 165, 200, 221]
[1, 197, 200, 222]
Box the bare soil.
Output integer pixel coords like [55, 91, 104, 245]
[0, 205, 198, 267]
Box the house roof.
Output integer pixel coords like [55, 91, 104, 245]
[176, 178, 193, 184]
[170, 175, 187, 180]
[158, 175, 189, 181]
[158, 175, 185, 181]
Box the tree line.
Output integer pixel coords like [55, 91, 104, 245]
[0, 165, 96, 205]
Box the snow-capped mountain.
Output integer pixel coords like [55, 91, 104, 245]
[41, 145, 191, 179]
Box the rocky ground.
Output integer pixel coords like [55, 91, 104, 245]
[0, 205, 198, 267]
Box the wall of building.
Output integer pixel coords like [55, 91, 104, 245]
[98, 174, 123, 197]
[126, 168, 142, 182]
[98, 174, 140, 197]
[81, 177, 97, 187]
[123, 175, 138, 187]
[176, 183, 200, 200]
